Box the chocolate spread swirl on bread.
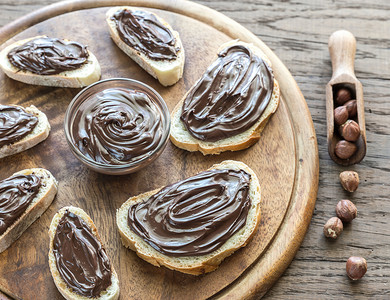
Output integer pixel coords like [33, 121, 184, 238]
[128, 169, 251, 256]
[7, 37, 89, 75]
[111, 9, 179, 61]
[0, 174, 41, 235]
[117, 160, 261, 275]
[180, 44, 274, 142]
[52, 210, 112, 298]
[0, 105, 38, 147]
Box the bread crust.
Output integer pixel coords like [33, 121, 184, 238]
[0, 105, 50, 159]
[106, 7, 185, 86]
[116, 160, 261, 275]
[0, 36, 101, 88]
[0, 168, 58, 253]
[170, 40, 280, 155]
[48, 206, 120, 300]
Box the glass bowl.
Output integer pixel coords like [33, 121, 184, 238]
[64, 78, 170, 175]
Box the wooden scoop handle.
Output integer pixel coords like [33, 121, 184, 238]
[328, 30, 357, 81]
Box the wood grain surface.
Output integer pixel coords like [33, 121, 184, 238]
[0, 0, 389, 299]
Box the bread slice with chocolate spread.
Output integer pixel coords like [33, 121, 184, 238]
[170, 40, 280, 155]
[0, 35, 101, 88]
[0, 104, 50, 159]
[0, 168, 58, 253]
[116, 160, 261, 275]
[48, 206, 120, 300]
[106, 7, 185, 86]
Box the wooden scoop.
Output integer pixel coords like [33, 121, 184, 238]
[326, 30, 366, 166]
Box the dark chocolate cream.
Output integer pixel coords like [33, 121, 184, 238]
[0, 105, 38, 147]
[111, 9, 179, 60]
[7, 37, 89, 75]
[0, 174, 41, 235]
[180, 44, 274, 142]
[53, 210, 112, 298]
[128, 169, 252, 256]
[71, 88, 163, 165]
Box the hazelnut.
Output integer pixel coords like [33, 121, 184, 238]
[334, 106, 349, 126]
[344, 99, 357, 118]
[336, 199, 357, 222]
[323, 217, 343, 239]
[346, 256, 367, 280]
[339, 120, 360, 142]
[335, 88, 352, 105]
[335, 140, 357, 159]
[340, 171, 359, 192]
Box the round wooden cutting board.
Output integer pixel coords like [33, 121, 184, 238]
[0, 1, 319, 299]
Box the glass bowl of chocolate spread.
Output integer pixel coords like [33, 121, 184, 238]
[64, 78, 170, 175]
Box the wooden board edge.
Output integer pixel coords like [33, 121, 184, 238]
[0, 0, 319, 299]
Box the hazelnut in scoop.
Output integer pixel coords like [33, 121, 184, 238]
[340, 120, 360, 142]
[335, 140, 357, 159]
[334, 106, 349, 126]
[344, 99, 357, 118]
[335, 88, 352, 105]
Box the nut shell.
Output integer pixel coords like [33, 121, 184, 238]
[335, 140, 357, 160]
[340, 120, 360, 142]
[346, 256, 367, 280]
[344, 100, 357, 118]
[340, 171, 359, 192]
[323, 217, 343, 239]
[334, 106, 349, 126]
[336, 199, 357, 222]
[335, 88, 352, 105]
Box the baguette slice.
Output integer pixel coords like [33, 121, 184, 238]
[117, 160, 261, 275]
[0, 36, 101, 88]
[0, 105, 50, 159]
[106, 7, 185, 86]
[0, 168, 58, 253]
[48, 206, 120, 300]
[170, 40, 280, 155]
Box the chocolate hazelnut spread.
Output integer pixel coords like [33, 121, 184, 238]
[180, 44, 274, 142]
[0, 174, 41, 235]
[71, 87, 164, 165]
[0, 105, 38, 147]
[53, 210, 112, 298]
[7, 37, 89, 75]
[111, 9, 179, 60]
[128, 169, 252, 256]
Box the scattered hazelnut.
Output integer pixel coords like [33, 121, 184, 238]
[335, 140, 357, 159]
[323, 217, 343, 239]
[334, 106, 349, 126]
[346, 256, 367, 280]
[335, 88, 352, 105]
[340, 171, 359, 192]
[340, 120, 360, 142]
[344, 99, 357, 118]
[336, 199, 357, 222]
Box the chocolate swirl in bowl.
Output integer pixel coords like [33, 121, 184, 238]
[128, 168, 252, 256]
[0, 174, 41, 235]
[0, 105, 38, 147]
[180, 44, 274, 142]
[7, 36, 89, 75]
[111, 9, 179, 61]
[71, 87, 163, 165]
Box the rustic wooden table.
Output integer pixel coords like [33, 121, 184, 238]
[0, 0, 389, 299]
